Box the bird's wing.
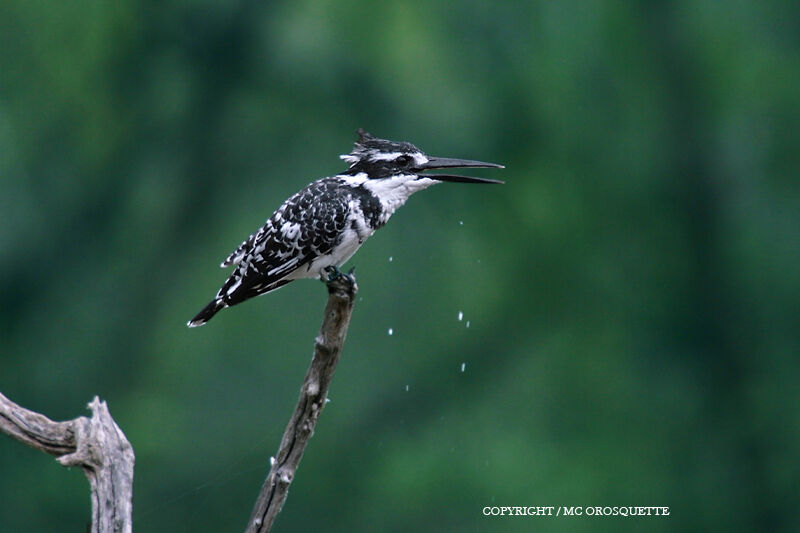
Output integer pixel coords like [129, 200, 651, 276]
[221, 228, 261, 268]
[217, 179, 352, 306]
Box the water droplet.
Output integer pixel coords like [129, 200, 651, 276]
[388, 328, 393, 336]
[389, 256, 393, 262]
[405, 384, 409, 392]
[458, 311, 463, 321]
[466, 320, 470, 328]
[461, 362, 466, 372]
[459, 220, 464, 225]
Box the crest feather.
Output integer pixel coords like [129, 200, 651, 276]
[340, 129, 422, 169]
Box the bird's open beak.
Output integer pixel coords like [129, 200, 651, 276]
[416, 157, 505, 184]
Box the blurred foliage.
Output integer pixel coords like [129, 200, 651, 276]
[1, 1, 799, 532]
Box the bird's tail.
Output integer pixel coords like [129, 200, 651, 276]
[187, 298, 226, 328]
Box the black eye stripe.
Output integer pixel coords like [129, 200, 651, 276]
[395, 155, 412, 165]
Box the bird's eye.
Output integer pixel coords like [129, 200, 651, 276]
[395, 155, 412, 166]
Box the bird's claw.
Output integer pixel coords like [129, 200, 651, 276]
[322, 265, 343, 282]
[322, 265, 357, 294]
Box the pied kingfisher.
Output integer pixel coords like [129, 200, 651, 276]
[188, 129, 504, 327]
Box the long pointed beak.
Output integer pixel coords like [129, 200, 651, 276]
[416, 157, 505, 184]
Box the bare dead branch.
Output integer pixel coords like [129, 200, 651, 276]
[246, 269, 358, 532]
[0, 393, 134, 533]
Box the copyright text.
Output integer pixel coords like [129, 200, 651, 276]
[482, 506, 670, 517]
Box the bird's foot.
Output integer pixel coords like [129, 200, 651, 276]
[322, 265, 343, 282]
[322, 266, 357, 296]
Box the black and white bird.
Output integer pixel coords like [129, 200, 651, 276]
[187, 129, 503, 327]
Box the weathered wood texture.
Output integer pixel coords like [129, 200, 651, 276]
[0, 394, 134, 533]
[246, 270, 358, 532]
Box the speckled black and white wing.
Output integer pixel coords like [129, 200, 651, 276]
[220, 228, 261, 268]
[187, 177, 360, 327]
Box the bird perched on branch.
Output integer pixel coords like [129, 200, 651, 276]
[187, 129, 504, 327]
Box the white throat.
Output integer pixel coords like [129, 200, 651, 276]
[363, 174, 439, 224]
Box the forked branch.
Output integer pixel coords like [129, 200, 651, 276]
[0, 393, 134, 533]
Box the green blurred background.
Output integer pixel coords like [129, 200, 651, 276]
[1, 1, 798, 531]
